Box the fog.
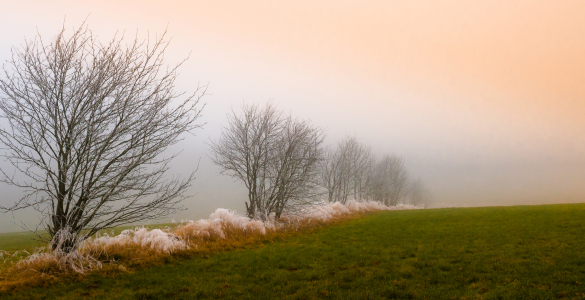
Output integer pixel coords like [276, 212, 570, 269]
[1, 0, 584, 233]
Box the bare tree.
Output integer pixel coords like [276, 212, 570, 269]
[270, 117, 324, 218]
[320, 147, 343, 202]
[210, 103, 324, 220]
[368, 155, 409, 206]
[320, 136, 374, 203]
[406, 178, 431, 208]
[0, 24, 205, 252]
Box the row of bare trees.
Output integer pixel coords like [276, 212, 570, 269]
[211, 103, 432, 220]
[320, 136, 430, 207]
[321, 136, 373, 203]
[0, 23, 429, 254]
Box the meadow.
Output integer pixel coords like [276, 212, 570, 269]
[1, 203, 585, 299]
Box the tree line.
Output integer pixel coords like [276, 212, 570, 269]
[210, 102, 431, 221]
[0, 24, 429, 253]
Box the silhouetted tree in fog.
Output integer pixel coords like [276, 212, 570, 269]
[0, 24, 205, 253]
[321, 136, 416, 206]
[406, 178, 432, 208]
[321, 136, 374, 203]
[368, 155, 409, 206]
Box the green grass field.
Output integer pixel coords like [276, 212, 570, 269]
[2, 203, 585, 299]
[0, 232, 45, 253]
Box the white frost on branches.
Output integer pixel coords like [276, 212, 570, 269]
[84, 228, 188, 254]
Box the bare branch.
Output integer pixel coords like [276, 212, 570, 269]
[0, 23, 205, 252]
[209, 102, 324, 220]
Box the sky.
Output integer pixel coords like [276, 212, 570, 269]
[0, 0, 584, 232]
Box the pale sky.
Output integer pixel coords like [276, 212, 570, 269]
[1, 0, 584, 232]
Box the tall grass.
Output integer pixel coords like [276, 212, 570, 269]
[0, 200, 417, 291]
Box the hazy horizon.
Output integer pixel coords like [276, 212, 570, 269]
[1, 0, 584, 233]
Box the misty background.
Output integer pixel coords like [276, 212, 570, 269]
[1, 0, 584, 233]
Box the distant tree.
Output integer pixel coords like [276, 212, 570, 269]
[368, 155, 409, 206]
[406, 178, 432, 208]
[0, 24, 205, 253]
[321, 136, 374, 203]
[320, 134, 416, 206]
[210, 103, 324, 220]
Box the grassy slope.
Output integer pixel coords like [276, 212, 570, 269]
[2, 203, 585, 299]
[0, 232, 45, 253]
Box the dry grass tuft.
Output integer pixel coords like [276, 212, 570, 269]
[0, 248, 97, 292]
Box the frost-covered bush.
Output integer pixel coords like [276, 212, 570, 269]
[10, 228, 102, 275]
[175, 208, 267, 241]
[83, 227, 188, 254]
[176, 219, 226, 240]
[346, 199, 388, 212]
[210, 208, 267, 235]
[12, 251, 101, 275]
[286, 199, 416, 222]
[2, 199, 418, 281]
[293, 201, 350, 222]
